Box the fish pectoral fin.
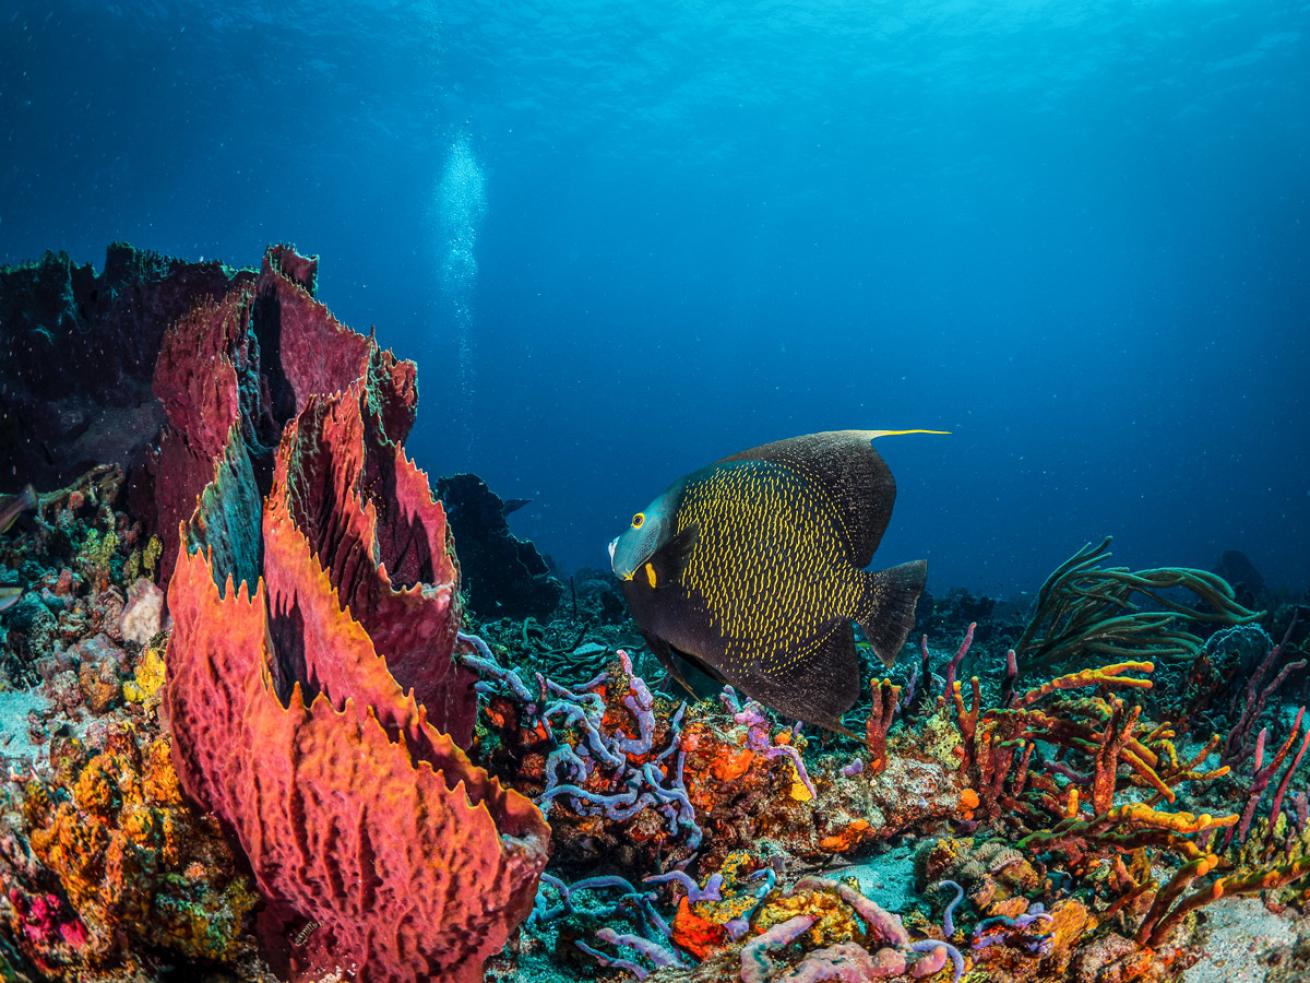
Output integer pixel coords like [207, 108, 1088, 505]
[643, 631, 700, 700]
[648, 523, 699, 585]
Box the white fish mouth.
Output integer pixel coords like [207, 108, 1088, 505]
[607, 536, 635, 580]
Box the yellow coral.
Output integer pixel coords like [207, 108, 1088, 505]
[72, 754, 119, 813]
[754, 884, 861, 949]
[23, 730, 257, 963]
[124, 547, 141, 583]
[124, 645, 167, 704]
[788, 760, 814, 801]
[142, 534, 163, 578]
[143, 737, 184, 806]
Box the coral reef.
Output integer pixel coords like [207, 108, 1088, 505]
[467, 551, 1308, 982]
[5, 244, 1310, 982]
[2, 244, 553, 983]
[0, 461, 259, 980]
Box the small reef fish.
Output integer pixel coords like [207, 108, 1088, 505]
[610, 429, 945, 731]
[0, 485, 38, 535]
[0, 587, 21, 614]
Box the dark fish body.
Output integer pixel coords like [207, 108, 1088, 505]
[612, 430, 937, 730]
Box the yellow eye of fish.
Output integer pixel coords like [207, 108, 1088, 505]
[632, 513, 645, 529]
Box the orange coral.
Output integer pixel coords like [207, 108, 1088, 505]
[1015, 662, 1155, 708]
[819, 819, 873, 854]
[712, 747, 757, 782]
[23, 729, 256, 968]
[151, 245, 550, 982]
[958, 787, 981, 821]
[672, 896, 727, 960]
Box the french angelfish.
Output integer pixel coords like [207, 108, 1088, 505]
[608, 430, 944, 731]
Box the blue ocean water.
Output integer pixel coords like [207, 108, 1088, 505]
[2, 1, 1307, 596]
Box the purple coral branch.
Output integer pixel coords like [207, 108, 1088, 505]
[654, 703, 687, 762]
[727, 867, 778, 940]
[1222, 616, 1302, 766]
[596, 927, 684, 968]
[538, 782, 643, 819]
[762, 744, 817, 799]
[532, 873, 670, 939]
[740, 915, 817, 983]
[530, 651, 701, 850]
[613, 650, 657, 755]
[542, 702, 625, 767]
[943, 623, 976, 697]
[456, 631, 536, 705]
[575, 940, 649, 980]
[933, 880, 964, 936]
[544, 743, 589, 788]
[543, 675, 605, 713]
[1227, 706, 1308, 847]
[1269, 720, 1310, 831]
[911, 939, 965, 982]
[643, 869, 724, 902]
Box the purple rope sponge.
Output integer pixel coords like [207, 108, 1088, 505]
[740, 914, 816, 983]
[643, 870, 724, 902]
[910, 939, 965, 982]
[784, 941, 907, 982]
[575, 940, 648, 980]
[456, 631, 537, 705]
[762, 744, 817, 799]
[596, 927, 683, 968]
[933, 879, 964, 936]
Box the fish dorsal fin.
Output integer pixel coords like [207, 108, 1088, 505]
[719, 430, 946, 568]
[718, 623, 862, 733]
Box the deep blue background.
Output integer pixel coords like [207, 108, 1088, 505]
[3, 1, 1308, 595]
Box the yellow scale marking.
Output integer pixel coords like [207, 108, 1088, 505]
[675, 462, 865, 675]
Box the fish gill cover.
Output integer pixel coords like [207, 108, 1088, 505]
[1, 2, 1309, 982]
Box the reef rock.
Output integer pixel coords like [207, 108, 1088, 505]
[119, 577, 164, 645]
[436, 472, 563, 621]
[0, 244, 234, 494]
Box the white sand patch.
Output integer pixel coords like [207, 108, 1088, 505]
[1183, 896, 1295, 983]
[822, 840, 920, 912]
[0, 687, 52, 773]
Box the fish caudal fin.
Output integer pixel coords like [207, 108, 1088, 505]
[858, 559, 927, 667]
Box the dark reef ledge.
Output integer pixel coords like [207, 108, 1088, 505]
[0, 244, 235, 494]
